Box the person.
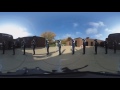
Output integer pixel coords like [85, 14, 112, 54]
[31, 39, 36, 55]
[82, 39, 86, 54]
[71, 39, 75, 55]
[104, 40, 108, 54]
[113, 40, 117, 54]
[12, 41, 16, 55]
[2, 41, 5, 54]
[45, 39, 49, 55]
[58, 40, 61, 55]
[21, 39, 26, 55]
[94, 39, 98, 54]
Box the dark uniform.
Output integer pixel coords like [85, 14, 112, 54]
[46, 39, 49, 55]
[71, 39, 75, 55]
[113, 40, 117, 53]
[21, 40, 26, 55]
[12, 41, 16, 55]
[94, 39, 98, 54]
[2, 41, 5, 54]
[31, 39, 36, 55]
[58, 40, 61, 55]
[82, 39, 86, 54]
[104, 41, 108, 54]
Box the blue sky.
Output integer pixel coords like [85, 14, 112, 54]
[0, 12, 120, 40]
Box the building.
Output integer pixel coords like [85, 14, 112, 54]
[107, 33, 120, 50]
[0, 33, 13, 50]
[66, 37, 104, 47]
[15, 36, 45, 48]
[85, 37, 103, 46]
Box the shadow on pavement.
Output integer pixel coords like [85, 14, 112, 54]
[0, 46, 120, 74]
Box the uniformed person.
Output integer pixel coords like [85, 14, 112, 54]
[58, 40, 61, 55]
[113, 40, 117, 54]
[12, 41, 16, 55]
[45, 39, 49, 55]
[71, 39, 75, 55]
[21, 39, 26, 55]
[94, 39, 98, 54]
[104, 40, 108, 54]
[31, 39, 36, 55]
[2, 41, 5, 54]
[82, 39, 86, 54]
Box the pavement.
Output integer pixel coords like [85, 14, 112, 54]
[0, 46, 120, 74]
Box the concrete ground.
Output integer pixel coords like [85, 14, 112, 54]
[0, 46, 120, 74]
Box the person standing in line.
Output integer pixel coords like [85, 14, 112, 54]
[113, 40, 117, 54]
[104, 40, 108, 54]
[12, 41, 16, 55]
[31, 39, 36, 55]
[71, 39, 75, 55]
[58, 40, 62, 55]
[21, 39, 26, 55]
[45, 39, 49, 55]
[82, 39, 86, 54]
[2, 41, 5, 54]
[94, 39, 98, 54]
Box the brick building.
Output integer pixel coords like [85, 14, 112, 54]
[0, 33, 13, 50]
[106, 33, 120, 50]
[15, 36, 45, 48]
[66, 37, 104, 47]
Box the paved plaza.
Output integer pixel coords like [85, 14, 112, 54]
[0, 46, 120, 74]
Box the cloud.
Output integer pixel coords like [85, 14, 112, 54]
[73, 23, 78, 27]
[86, 28, 98, 35]
[105, 27, 120, 33]
[76, 32, 82, 35]
[0, 24, 32, 39]
[62, 33, 75, 39]
[95, 34, 103, 39]
[89, 21, 105, 28]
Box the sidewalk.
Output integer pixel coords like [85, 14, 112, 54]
[0, 46, 119, 74]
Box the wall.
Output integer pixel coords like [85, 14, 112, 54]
[65, 37, 103, 47]
[15, 36, 45, 48]
[107, 33, 120, 50]
[0, 33, 13, 50]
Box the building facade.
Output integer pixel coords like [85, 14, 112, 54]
[107, 33, 120, 50]
[15, 36, 45, 48]
[0, 33, 13, 50]
[66, 37, 104, 47]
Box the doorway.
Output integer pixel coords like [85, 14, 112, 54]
[91, 42, 93, 46]
[86, 42, 88, 46]
[75, 41, 77, 47]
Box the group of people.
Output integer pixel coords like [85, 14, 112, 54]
[70, 38, 117, 55]
[0, 38, 62, 56]
[1, 39, 36, 55]
[0, 38, 118, 55]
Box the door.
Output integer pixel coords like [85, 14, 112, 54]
[86, 42, 88, 46]
[91, 42, 93, 46]
[75, 41, 77, 47]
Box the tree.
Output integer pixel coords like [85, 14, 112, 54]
[66, 37, 72, 41]
[40, 31, 56, 43]
[61, 39, 67, 44]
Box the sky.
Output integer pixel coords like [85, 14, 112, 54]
[0, 12, 120, 40]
